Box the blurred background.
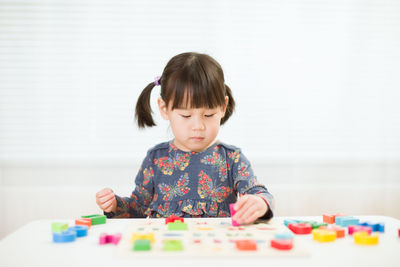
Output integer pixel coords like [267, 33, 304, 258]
[1, 0, 399, 239]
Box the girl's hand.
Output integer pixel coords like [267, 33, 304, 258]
[232, 195, 269, 225]
[96, 188, 117, 213]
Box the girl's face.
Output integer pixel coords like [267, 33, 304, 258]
[158, 97, 228, 152]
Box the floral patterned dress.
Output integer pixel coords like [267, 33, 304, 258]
[105, 140, 274, 220]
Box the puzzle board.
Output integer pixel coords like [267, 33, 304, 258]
[116, 217, 310, 258]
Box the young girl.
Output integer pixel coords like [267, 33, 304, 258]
[96, 52, 274, 224]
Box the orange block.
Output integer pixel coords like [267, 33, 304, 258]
[75, 218, 92, 228]
[323, 213, 346, 224]
[235, 240, 257, 251]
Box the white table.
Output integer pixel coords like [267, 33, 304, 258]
[1, 216, 400, 267]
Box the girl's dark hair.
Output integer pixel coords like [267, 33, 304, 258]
[135, 52, 235, 128]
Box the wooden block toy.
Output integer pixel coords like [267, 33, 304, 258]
[353, 232, 379, 245]
[51, 222, 68, 233]
[131, 233, 155, 243]
[69, 225, 89, 237]
[323, 213, 346, 224]
[235, 240, 257, 251]
[310, 221, 328, 229]
[165, 215, 184, 224]
[348, 225, 372, 235]
[81, 214, 106, 225]
[168, 221, 188, 231]
[133, 239, 151, 251]
[284, 219, 302, 227]
[53, 230, 76, 243]
[319, 225, 345, 238]
[358, 222, 385, 232]
[75, 218, 92, 228]
[274, 232, 294, 240]
[163, 240, 183, 251]
[99, 233, 122, 245]
[288, 223, 312, 235]
[312, 229, 336, 242]
[270, 239, 293, 250]
[229, 203, 240, 226]
[335, 216, 359, 227]
[398, 228, 400, 238]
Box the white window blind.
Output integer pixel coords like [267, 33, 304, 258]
[1, 0, 400, 164]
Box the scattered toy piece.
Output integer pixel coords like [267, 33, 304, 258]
[133, 239, 151, 251]
[75, 218, 92, 228]
[163, 240, 183, 251]
[288, 223, 312, 235]
[81, 214, 106, 225]
[235, 240, 257, 251]
[270, 239, 293, 250]
[99, 233, 121, 245]
[165, 215, 184, 224]
[312, 229, 336, 242]
[53, 230, 76, 243]
[348, 225, 372, 235]
[69, 225, 89, 237]
[353, 232, 379, 245]
[51, 222, 68, 233]
[168, 221, 188, 231]
[229, 203, 240, 226]
[319, 225, 345, 238]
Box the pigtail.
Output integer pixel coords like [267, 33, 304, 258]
[135, 82, 157, 128]
[221, 84, 235, 125]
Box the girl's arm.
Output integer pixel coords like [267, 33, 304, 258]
[105, 154, 155, 218]
[231, 150, 274, 223]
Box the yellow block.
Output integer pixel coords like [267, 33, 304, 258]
[354, 232, 379, 245]
[131, 232, 155, 244]
[312, 229, 336, 242]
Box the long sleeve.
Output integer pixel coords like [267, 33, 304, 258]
[231, 150, 274, 220]
[106, 152, 155, 218]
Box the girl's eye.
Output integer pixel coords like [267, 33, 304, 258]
[181, 115, 191, 118]
[205, 114, 215, 118]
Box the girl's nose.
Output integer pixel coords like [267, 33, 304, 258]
[192, 117, 205, 130]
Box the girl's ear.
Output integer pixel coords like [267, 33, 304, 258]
[222, 96, 229, 116]
[157, 98, 169, 120]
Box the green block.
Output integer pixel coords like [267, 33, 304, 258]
[133, 239, 151, 251]
[163, 240, 183, 251]
[81, 214, 106, 225]
[167, 221, 188, 231]
[51, 222, 68, 233]
[311, 222, 328, 229]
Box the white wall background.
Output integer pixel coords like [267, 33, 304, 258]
[1, 0, 399, 239]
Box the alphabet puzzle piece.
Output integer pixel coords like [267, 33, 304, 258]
[99, 233, 122, 245]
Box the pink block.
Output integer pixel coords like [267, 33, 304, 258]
[99, 233, 122, 245]
[348, 225, 372, 235]
[229, 203, 240, 226]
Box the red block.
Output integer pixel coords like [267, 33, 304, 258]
[348, 225, 372, 235]
[235, 240, 257, 251]
[271, 239, 293, 250]
[165, 215, 184, 224]
[398, 228, 400, 238]
[288, 223, 312, 235]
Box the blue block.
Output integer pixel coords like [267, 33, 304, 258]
[358, 222, 385, 232]
[69, 225, 89, 237]
[335, 216, 359, 227]
[53, 230, 76, 243]
[284, 219, 301, 227]
[274, 232, 294, 240]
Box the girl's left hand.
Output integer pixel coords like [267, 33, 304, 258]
[232, 195, 269, 225]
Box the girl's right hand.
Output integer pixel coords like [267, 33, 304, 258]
[96, 188, 117, 213]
